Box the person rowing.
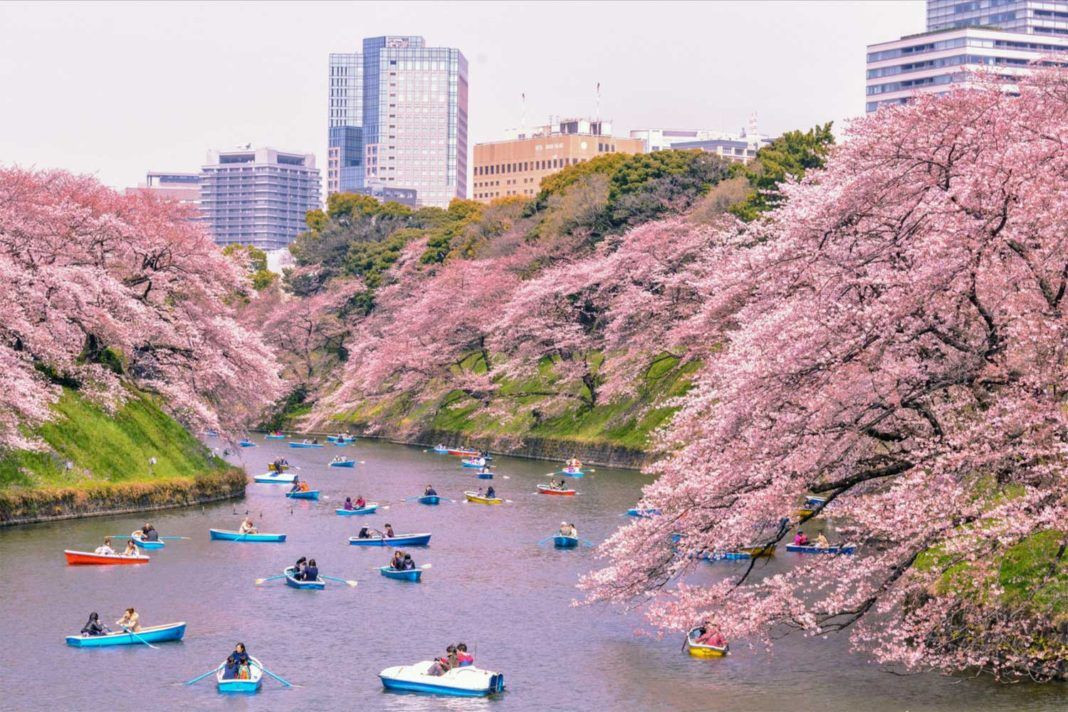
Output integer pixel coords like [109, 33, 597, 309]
[355, 495, 366, 508]
[116, 607, 140, 633]
[403, 553, 416, 570]
[390, 551, 405, 570]
[424, 484, 437, 496]
[289, 476, 302, 493]
[80, 612, 109, 636]
[222, 642, 252, 680]
[383, 523, 395, 538]
[694, 622, 728, 648]
[486, 486, 496, 499]
[815, 532, 830, 549]
[559, 522, 577, 537]
[94, 537, 115, 556]
[139, 523, 159, 542]
[293, 556, 307, 578]
[356, 527, 374, 539]
[302, 558, 319, 581]
[239, 517, 257, 534]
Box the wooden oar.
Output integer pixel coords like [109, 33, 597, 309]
[158, 536, 189, 540]
[122, 626, 159, 650]
[536, 535, 555, 546]
[249, 660, 293, 687]
[320, 575, 358, 588]
[184, 664, 224, 685]
[255, 574, 285, 585]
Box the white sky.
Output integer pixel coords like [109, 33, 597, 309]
[0, 1, 924, 190]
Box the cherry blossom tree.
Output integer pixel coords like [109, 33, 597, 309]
[0, 168, 282, 448]
[582, 74, 1068, 679]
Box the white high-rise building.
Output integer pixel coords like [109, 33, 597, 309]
[926, 0, 1068, 36]
[327, 35, 468, 207]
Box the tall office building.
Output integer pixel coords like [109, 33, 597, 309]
[200, 147, 320, 251]
[866, 0, 1068, 112]
[472, 118, 643, 203]
[927, 0, 1068, 35]
[327, 35, 468, 208]
[125, 171, 201, 206]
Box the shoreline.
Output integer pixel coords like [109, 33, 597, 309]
[0, 469, 246, 528]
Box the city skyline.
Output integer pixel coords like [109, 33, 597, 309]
[0, 1, 923, 192]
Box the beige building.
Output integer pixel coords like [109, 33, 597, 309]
[472, 118, 644, 202]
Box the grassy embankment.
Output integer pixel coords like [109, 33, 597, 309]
[0, 388, 243, 524]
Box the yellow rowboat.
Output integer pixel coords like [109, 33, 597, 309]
[464, 491, 502, 505]
[741, 544, 776, 558]
[686, 629, 728, 658]
[795, 508, 815, 517]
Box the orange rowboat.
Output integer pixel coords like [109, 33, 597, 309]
[536, 484, 576, 496]
[64, 549, 150, 565]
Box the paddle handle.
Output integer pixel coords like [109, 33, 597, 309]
[184, 664, 224, 685]
[250, 660, 293, 687]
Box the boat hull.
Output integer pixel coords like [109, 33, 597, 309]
[379, 662, 503, 697]
[687, 642, 728, 658]
[131, 533, 164, 550]
[418, 495, 440, 505]
[786, 543, 855, 555]
[284, 567, 325, 589]
[461, 459, 488, 468]
[66, 622, 186, 647]
[447, 449, 480, 457]
[559, 468, 584, 478]
[238, 441, 255, 448]
[265, 434, 286, 439]
[464, 492, 501, 505]
[329, 461, 356, 468]
[286, 490, 320, 500]
[216, 656, 264, 693]
[349, 533, 431, 547]
[336, 504, 378, 515]
[476, 473, 494, 479]
[380, 566, 422, 582]
[554, 536, 579, 548]
[254, 473, 296, 484]
[627, 508, 660, 517]
[288, 442, 323, 449]
[537, 485, 575, 496]
[64, 549, 149, 565]
[209, 529, 286, 542]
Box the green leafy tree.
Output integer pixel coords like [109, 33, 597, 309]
[728, 123, 835, 221]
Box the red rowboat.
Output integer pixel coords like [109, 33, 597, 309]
[537, 484, 576, 496]
[448, 449, 480, 457]
[64, 549, 150, 565]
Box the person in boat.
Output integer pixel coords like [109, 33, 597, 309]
[355, 495, 366, 508]
[695, 624, 727, 648]
[343, 496, 354, 510]
[222, 654, 240, 680]
[303, 559, 319, 582]
[80, 612, 109, 636]
[456, 642, 473, 666]
[815, 532, 830, 549]
[390, 551, 405, 570]
[294, 556, 307, 578]
[116, 607, 140, 633]
[424, 484, 437, 496]
[239, 517, 257, 534]
[122, 539, 138, 557]
[232, 642, 251, 679]
[559, 522, 577, 537]
[357, 527, 372, 539]
[289, 476, 302, 493]
[298, 480, 311, 492]
[140, 523, 159, 542]
[384, 523, 395, 538]
[94, 537, 115, 556]
[403, 553, 416, 570]
[486, 486, 496, 499]
[476, 487, 484, 497]
[312, 438, 319, 445]
[428, 645, 459, 676]
[794, 530, 809, 546]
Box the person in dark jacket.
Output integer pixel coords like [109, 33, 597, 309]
[403, 553, 416, 570]
[222, 655, 239, 679]
[232, 642, 250, 666]
[80, 612, 109, 636]
[424, 485, 437, 496]
[303, 559, 319, 582]
[141, 523, 159, 541]
[486, 486, 496, 499]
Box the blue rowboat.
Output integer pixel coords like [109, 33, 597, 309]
[209, 529, 286, 543]
[336, 503, 378, 515]
[131, 532, 164, 550]
[349, 533, 431, 547]
[329, 459, 356, 468]
[559, 469, 584, 479]
[286, 490, 320, 501]
[553, 535, 579, 548]
[706, 551, 751, 561]
[66, 621, 186, 647]
[461, 458, 488, 468]
[289, 442, 323, 449]
[417, 495, 440, 505]
[627, 507, 661, 518]
[216, 656, 264, 693]
[804, 496, 827, 507]
[265, 433, 286, 439]
[786, 543, 856, 555]
[476, 473, 493, 479]
[380, 662, 504, 697]
[327, 435, 356, 443]
[254, 472, 296, 484]
[238, 440, 255, 448]
[379, 566, 422, 582]
[432, 446, 449, 454]
[284, 566, 325, 590]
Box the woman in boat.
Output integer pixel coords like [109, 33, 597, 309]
[94, 537, 115, 556]
[559, 522, 577, 537]
[303, 559, 319, 582]
[794, 530, 809, 546]
[294, 556, 307, 578]
[232, 643, 251, 679]
[140, 523, 159, 542]
[343, 496, 354, 511]
[456, 642, 473, 666]
[486, 486, 496, 499]
[383, 523, 395, 538]
[116, 607, 140, 633]
[424, 484, 437, 496]
[239, 517, 257, 534]
[121, 539, 138, 557]
[80, 612, 109, 636]
[355, 495, 366, 508]
[402, 553, 416, 570]
[390, 551, 405, 570]
[815, 532, 830, 549]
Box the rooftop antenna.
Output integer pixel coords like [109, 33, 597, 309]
[521, 92, 526, 139]
[747, 112, 758, 139]
[595, 81, 601, 127]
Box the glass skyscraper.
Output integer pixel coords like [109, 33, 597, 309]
[327, 35, 468, 207]
[927, 0, 1068, 36]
